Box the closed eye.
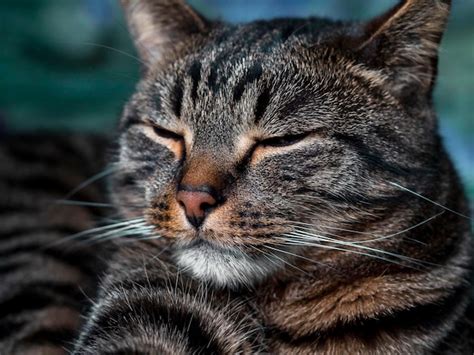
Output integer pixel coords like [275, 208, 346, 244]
[258, 133, 309, 148]
[152, 126, 183, 141]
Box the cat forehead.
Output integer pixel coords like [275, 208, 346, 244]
[144, 58, 328, 134]
[132, 19, 375, 136]
[146, 17, 354, 88]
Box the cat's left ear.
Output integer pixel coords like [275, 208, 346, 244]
[121, 0, 210, 69]
[352, 0, 451, 100]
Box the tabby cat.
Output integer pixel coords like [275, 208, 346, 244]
[0, 0, 472, 353]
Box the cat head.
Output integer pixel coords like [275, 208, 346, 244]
[111, 0, 451, 288]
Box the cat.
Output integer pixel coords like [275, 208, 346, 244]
[0, 134, 108, 354]
[1, 0, 472, 353]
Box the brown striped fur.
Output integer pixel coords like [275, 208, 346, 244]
[0, 134, 108, 354]
[0, 0, 472, 354]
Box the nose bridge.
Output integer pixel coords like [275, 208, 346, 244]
[180, 152, 226, 190]
[177, 151, 229, 228]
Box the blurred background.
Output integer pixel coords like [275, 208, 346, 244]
[0, 0, 472, 200]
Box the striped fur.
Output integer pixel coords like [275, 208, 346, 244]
[0, 134, 108, 354]
[0, 0, 473, 354]
[73, 243, 265, 354]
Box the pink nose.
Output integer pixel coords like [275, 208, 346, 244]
[176, 188, 217, 228]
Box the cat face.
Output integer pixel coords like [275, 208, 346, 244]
[112, 0, 450, 288]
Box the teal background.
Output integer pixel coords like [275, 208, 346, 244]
[0, 0, 472, 200]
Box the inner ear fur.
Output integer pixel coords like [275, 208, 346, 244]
[121, 0, 210, 69]
[353, 0, 451, 99]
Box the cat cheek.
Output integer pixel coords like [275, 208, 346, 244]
[146, 200, 189, 239]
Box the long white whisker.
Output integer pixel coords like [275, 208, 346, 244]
[248, 244, 311, 277]
[132, 234, 162, 242]
[348, 211, 444, 243]
[64, 165, 120, 199]
[47, 218, 145, 247]
[262, 243, 332, 269]
[82, 42, 148, 68]
[281, 231, 433, 267]
[53, 199, 146, 209]
[388, 181, 471, 220]
[86, 226, 155, 245]
[87, 222, 150, 243]
[54, 200, 116, 208]
[290, 211, 442, 245]
[289, 229, 419, 260]
[278, 236, 423, 268]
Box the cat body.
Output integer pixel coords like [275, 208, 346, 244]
[0, 0, 473, 354]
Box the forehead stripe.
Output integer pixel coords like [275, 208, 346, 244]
[254, 86, 271, 124]
[232, 62, 263, 103]
[171, 80, 184, 118]
[188, 60, 202, 104]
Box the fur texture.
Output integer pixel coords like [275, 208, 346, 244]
[0, 0, 472, 353]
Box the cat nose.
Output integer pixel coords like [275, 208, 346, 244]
[176, 185, 218, 228]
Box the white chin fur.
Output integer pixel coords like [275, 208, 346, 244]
[174, 241, 280, 289]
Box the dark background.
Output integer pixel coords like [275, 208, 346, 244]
[0, 0, 472, 201]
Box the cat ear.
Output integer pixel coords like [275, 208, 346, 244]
[120, 0, 209, 68]
[353, 0, 451, 99]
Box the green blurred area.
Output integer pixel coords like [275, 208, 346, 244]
[0, 0, 137, 132]
[0, 0, 472, 199]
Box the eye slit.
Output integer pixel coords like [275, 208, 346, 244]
[258, 133, 308, 148]
[151, 126, 183, 140]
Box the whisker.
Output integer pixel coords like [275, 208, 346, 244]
[248, 244, 311, 277]
[289, 229, 416, 259]
[347, 211, 444, 244]
[54, 200, 116, 208]
[261, 243, 332, 270]
[278, 236, 424, 269]
[82, 42, 148, 68]
[388, 181, 471, 220]
[64, 165, 120, 200]
[132, 234, 162, 242]
[46, 218, 146, 247]
[284, 206, 443, 245]
[281, 231, 433, 267]
[53, 199, 146, 210]
[84, 225, 155, 245]
[290, 217, 435, 245]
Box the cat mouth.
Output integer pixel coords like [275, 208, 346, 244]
[180, 238, 223, 252]
[173, 236, 282, 289]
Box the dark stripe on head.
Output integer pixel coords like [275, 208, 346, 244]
[233, 62, 263, 102]
[207, 62, 219, 93]
[254, 86, 271, 124]
[188, 60, 202, 103]
[279, 92, 311, 119]
[171, 80, 184, 118]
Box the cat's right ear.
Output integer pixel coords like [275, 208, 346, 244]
[121, 0, 210, 69]
[348, 0, 451, 101]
